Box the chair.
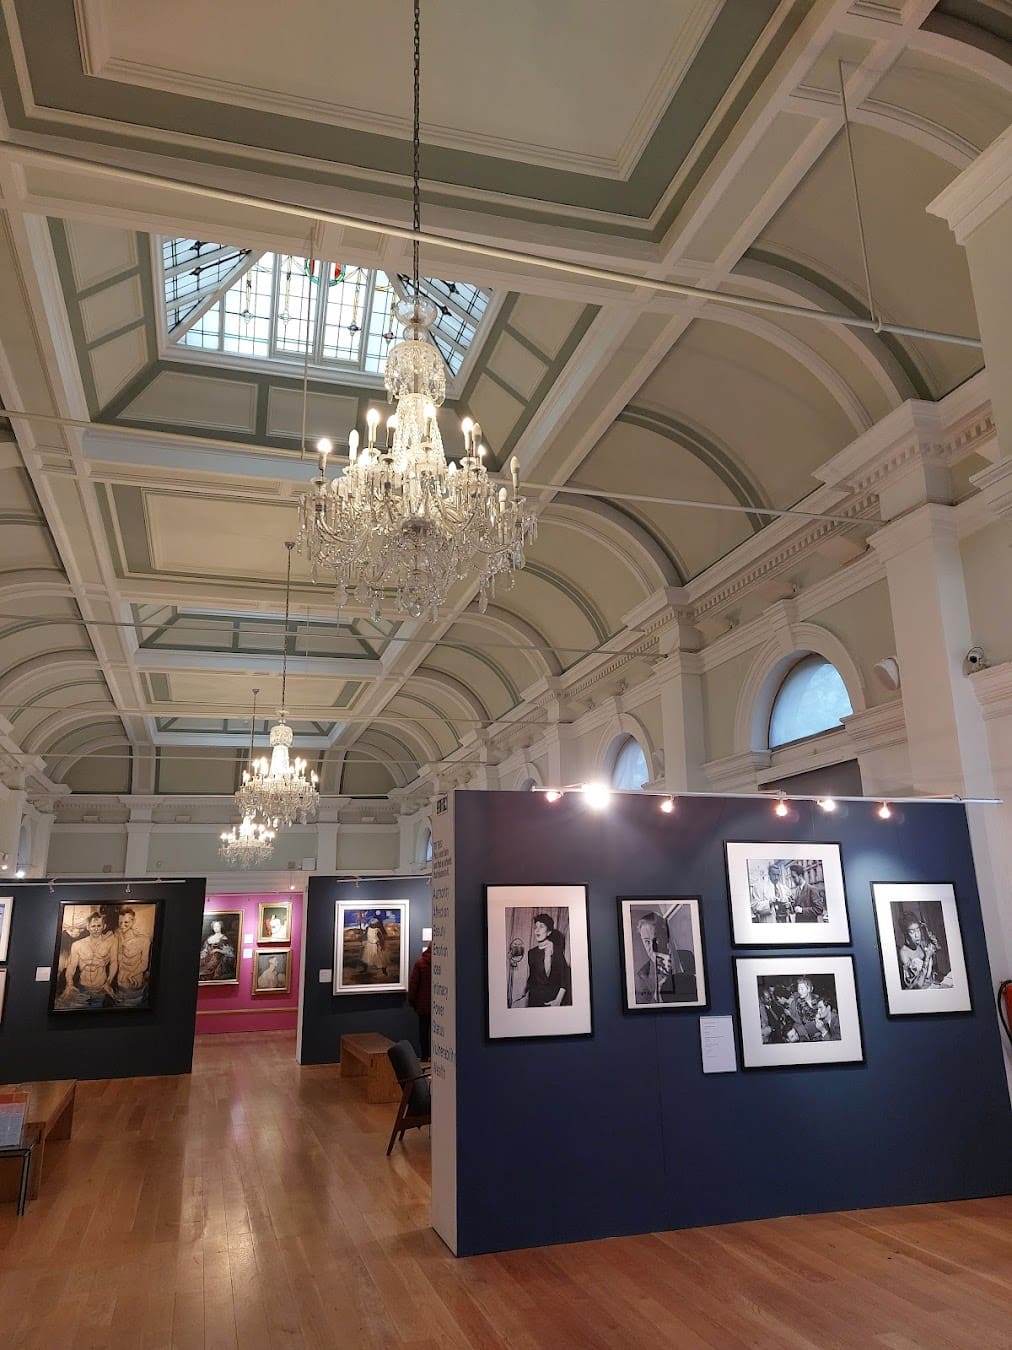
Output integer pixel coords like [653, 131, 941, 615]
[385, 1039, 431, 1156]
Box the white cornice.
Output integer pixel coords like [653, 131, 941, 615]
[928, 124, 1012, 245]
[969, 661, 1012, 722]
[841, 700, 908, 754]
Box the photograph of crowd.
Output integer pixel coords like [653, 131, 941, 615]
[735, 955, 863, 1068]
[757, 972, 841, 1043]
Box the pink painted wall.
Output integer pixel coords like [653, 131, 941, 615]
[196, 892, 302, 1035]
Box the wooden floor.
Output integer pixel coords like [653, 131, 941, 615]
[1, 1034, 1009, 1349]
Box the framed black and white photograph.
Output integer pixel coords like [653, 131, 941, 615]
[50, 901, 160, 1013]
[872, 882, 971, 1016]
[619, 898, 707, 1011]
[485, 885, 591, 1039]
[734, 956, 863, 1068]
[333, 901, 410, 995]
[0, 895, 12, 962]
[726, 841, 850, 945]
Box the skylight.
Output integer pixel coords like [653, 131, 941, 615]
[160, 240, 489, 377]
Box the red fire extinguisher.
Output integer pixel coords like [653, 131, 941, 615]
[999, 980, 1012, 1048]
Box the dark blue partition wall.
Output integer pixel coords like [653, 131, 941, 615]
[301, 875, 432, 1064]
[450, 791, 1011, 1256]
[0, 878, 206, 1082]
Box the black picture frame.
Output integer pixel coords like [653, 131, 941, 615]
[724, 839, 852, 946]
[732, 954, 865, 1070]
[870, 881, 973, 1018]
[617, 896, 709, 1012]
[49, 898, 162, 1014]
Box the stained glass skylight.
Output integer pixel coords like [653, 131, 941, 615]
[159, 240, 489, 378]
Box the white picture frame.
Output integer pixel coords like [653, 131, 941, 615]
[735, 955, 864, 1069]
[486, 884, 592, 1039]
[725, 841, 850, 945]
[872, 882, 971, 1016]
[0, 896, 12, 962]
[333, 901, 410, 995]
[619, 897, 707, 1011]
[0, 968, 6, 1022]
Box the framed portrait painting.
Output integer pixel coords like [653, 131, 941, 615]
[258, 901, 292, 944]
[872, 882, 971, 1016]
[734, 955, 863, 1069]
[197, 910, 241, 986]
[333, 902, 410, 995]
[486, 885, 592, 1039]
[726, 841, 850, 945]
[50, 900, 160, 1013]
[252, 948, 291, 995]
[0, 895, 12, 962]
[619, 897, 707, 1011]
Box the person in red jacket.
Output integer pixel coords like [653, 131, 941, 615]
[408, 944, 432, 1061]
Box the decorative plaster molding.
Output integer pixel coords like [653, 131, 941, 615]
[702, 751, 772, 792]
[968, 661, 1012, 722]
[867, 502, 961, 564]
[970, 460, 1012, 522]
[928, 123, 1012, 244]
[841, 700, 908, 754]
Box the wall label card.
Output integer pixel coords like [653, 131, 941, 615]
[700, 1016, 737, 1073]
[319, 968, 333, 983]
[35, 966, 51, 981]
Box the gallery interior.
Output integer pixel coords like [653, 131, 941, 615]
[0, 0, 1010, 1344]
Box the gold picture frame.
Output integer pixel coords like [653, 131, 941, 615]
[252, 947, 291, 995]
[257, 900, 292, 944]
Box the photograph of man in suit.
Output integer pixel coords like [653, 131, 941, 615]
[633, 909, 697, 1005]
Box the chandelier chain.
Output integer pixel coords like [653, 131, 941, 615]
[248, 687, 259, 763]
[412, 0, 421, 297]
[281, 541, 294, 711]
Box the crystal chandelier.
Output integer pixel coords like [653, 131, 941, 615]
[235, 547, 320, 826]
[219, 814, 276, 867]
[297, 0, 536, 621]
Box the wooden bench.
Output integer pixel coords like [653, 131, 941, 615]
[339, 1034, 400, 1103]
[0, 1080, 76, 1204]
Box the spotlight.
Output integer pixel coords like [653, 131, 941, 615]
[877, 801, 892, 820]
[774, 797, 789, 818]
[125, 883, 131, 895]
[544, 789, 561, 803]
[660, 797, 675, 814]
[0, 852, 7, 870]
[817, 798, 837, 813]
[15, 869, 25, 879]
[582, 782, 611, 811]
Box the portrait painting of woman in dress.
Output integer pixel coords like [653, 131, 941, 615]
[332, 901, 410, 995]
[252, 948, 291, 995]
[486, 885, 592, 1039]
[258, 901, 291, 944]
[197, 911, 241, 986]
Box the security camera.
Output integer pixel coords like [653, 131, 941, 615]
[963, 646, 988, 676]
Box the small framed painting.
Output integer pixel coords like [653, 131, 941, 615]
[197, 911, 241, 985]
[485, 885, 592, 1039]
[50, 900, 160, 1013]
[619, 897, 707, 1011]
[726, 841, 850, 945]
[734, 955, 864, 1069]
[252, 948, 291, 995]
[258, 901, 292, 944]
[0, 895, 12, 962]
[872, 882, 971, 1016]
[333, 902, 410, 995]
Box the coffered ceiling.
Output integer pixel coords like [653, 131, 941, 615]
[0, 0, 1007, 807]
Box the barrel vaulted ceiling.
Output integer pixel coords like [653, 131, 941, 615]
[0, 0, 1008, 804]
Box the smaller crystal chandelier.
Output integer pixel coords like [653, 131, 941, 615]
[297, 0, 536, 621]
[219, 814, 276, 867]
[235, 545, 320, 826]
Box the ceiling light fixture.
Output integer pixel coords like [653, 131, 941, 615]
[296, 0, 536, 621]
[236, 556, 320, 826]
[219, 815, 276, 867]
[15, 868, 25, 879]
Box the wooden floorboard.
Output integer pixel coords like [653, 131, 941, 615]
[0, 1032, 1008, 1349]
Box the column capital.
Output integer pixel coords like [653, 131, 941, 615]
[928, 124, 1012, 245]
[867, 502, 960, 564]
[970, 458, 1012, 521]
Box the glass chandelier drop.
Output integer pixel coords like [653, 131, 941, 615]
[221, 689, 277, 865]
[235, 546, 320, 826]
[297, 0, 536, 621]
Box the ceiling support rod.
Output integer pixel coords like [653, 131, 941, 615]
[838, 62, 879, 333]
[0, 141, 982, 350]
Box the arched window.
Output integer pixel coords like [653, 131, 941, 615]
[611, 736, 650, 790]
[769, 654, 853, 748]
[423, 829, 433, 864]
